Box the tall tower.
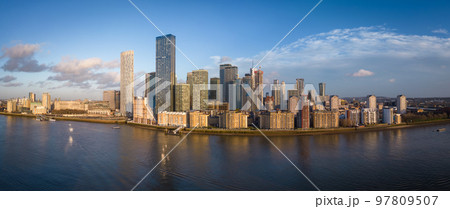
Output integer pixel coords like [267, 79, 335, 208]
[192, 69, 208, 110]
[220, 64, 238, 102]
[209, 77, 220, 101]
[145, 72, 156, 110]
[280, 81, 286, 110]
[319, 82, 326, 96]
[186, 72, 193, 109]
[272, 79, 281, 109]
[174, 83, 191, 112]
[155, 34, 176, 113]
[367, 95, 377, 110]
[120, 50, 134, 116]
[252, 68, 264, 110]
[397, 95, 407, 114]
[29, 92, 36, 102]
[296, 78, 304, 96]
[219, 64, 232, 85]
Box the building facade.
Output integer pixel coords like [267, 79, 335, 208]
[157, 111, 187, 127]
[312, 110, 339, 128]
[219, 111, 248, 129]
[259, 111, 295, 129]
[361, 108, 378, 125]
[174, 84, 191, 112]
[103, 90, 120, 110]
[120, 50, 134, 116]
[346, 109, 361, 126]
[383, 108, 394, 124]
[319, 82, 326, 96]
[42, 93, 51, 112]
[330, 95, 339, 110]
[155, 34, 176, 113]
[189, 111, 209, 128]
[367, 95, 377, 110]
[192, 69, 208, 110]
[288, 96, 299, 114]
[133, 97, 154, 124]
[397, 95, 407, 114]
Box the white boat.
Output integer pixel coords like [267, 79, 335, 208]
[49, 119, 56, 122]
[69, 128, 74, 132]
[112, 126, 120, 129]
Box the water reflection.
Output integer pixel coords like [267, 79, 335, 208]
[1, 115, 449, 191]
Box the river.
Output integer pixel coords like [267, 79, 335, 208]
[0, 115, 449, 190]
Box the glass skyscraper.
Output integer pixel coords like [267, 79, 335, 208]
[155, 34, 176, 113]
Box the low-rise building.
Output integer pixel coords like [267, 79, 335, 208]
[345, 109, 361, 126]
[6, 100, 17, 113]
[394, 114, 402, 124]
[259, 111, 295, 129]
[133, 97, 154, 124]
[33, 106, 47, 115]
[158, 111, 188, 127]
[361, 108, 378, 125]
[219, 111, 248, 129]
[189, 111, 209, 128]
[312, 110, 339, 128]
[54, 100, 87, 111]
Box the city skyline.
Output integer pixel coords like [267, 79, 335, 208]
[1, 0, 450, 100]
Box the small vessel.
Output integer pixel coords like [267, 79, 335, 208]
[112, 126, 120, 129]
[49, 119, 56, 122]
[436, 128, 446, 132]
[69, 128, 74, 132]
[35, 118, 41, 121]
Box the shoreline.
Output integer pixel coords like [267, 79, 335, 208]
[2, 112, 449, 136]
[129, 118, 450, 136]
[0, 112, 126, 124]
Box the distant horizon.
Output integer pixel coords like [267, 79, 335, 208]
[1, 0, 450, 99]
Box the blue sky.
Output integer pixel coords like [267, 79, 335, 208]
[1, 0, 449, 100]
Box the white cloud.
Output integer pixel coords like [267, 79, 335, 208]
[389, 78, 396, 83]
[1, 43, 41, 58]
[432, 29, 448, 34]
[0, 43, 49, 72]
[352, 69, 374, 77]
[48, 57, 120, 89]
[207, 26, 450, 96]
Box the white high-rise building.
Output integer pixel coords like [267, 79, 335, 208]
[397, 95, 407, 114]
[120, 50, 134, 116]
[367, 95, 377, 110]
[361, 108, 377, 125]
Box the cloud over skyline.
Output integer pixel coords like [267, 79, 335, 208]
[1, 26, 450, 98]
[211, 26, 450, 96]
[0, 75, 17, 82]
[48, 57, 120, 89]
[0, 43, 49, 72]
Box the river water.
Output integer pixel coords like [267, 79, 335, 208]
[0, 115, 449, 191]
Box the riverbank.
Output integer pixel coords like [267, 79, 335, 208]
[2, 112, 449, 135]
[129, 118, 450, 136]
[0, 112, 126, 124]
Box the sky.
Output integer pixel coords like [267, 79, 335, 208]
[0, 0, 449, 100]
